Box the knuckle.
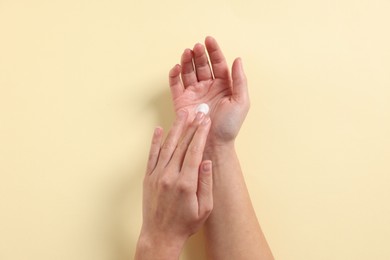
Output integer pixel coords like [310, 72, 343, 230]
[196, 60, 209, 68]
[198, 177, 210, 187]
[211, 55, 224, 64]
[176, 141, 188, 152]
[148, 150, 158, 161]
[162, 142, 176, 151]
[186, 158, 199, 169]
[177, 180, 193, 194]
[201, 203, 213, 217]
[158, 176, 173, 190]
[174, 144, 184, 155]
[188, 144, 202, 155]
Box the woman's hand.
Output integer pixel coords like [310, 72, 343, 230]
[135, 110, 213, 260]
[168, 36, 250, 148]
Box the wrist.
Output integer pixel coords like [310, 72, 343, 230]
[135, 231, 185, 260]
[204, 141, 236, 160]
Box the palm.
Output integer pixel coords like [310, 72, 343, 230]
[173, 78, 233, 140]
[173, 78, 229, 119]
[168, 37, 249, 145]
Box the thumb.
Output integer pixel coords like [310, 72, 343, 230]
[232, 57, 249, 102]
[197, 160, 213, 218]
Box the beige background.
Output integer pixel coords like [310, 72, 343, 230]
[1, 0, 389, 259]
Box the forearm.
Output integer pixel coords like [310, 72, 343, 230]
[203, 143, 273, 260]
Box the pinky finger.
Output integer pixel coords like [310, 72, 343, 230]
[146, 127, 163, 175]
[197, 160, 213, 218]
[169, 64, 184, 101]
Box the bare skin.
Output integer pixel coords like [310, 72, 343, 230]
[168, 36, 274, 260]
[135, 111, 213, 260]
[169, 38, 248, 146]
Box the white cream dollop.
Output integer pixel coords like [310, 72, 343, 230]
[195, 103, 209, 115]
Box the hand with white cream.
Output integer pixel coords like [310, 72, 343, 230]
[168, 37, 274, 260]
[168, 36, 249, 148]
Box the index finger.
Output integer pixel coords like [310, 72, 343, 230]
[157, 109, 188, 169]
[180, 116, 211, 182]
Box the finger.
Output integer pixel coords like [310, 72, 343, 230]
[180, 116, 211, 182]
[169, 64, 184, 101]
[157, 109, 188, 168]
[145, 127, 164, 175]
[169, 112, 205, 171]
[197, 160, 213, 218]
[205, 36, 230, 80]
[232, 58, 249, 103]
[193, 43, 213, 81]
[180, 48, 198, 88]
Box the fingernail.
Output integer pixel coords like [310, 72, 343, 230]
[154, 127, 162, 136]
[178, 109, 187, 119]
[202, 161, 212, 172]
[194, 43, 203, 50]
[202, 116, 210, 125]
[195, 111, 204, 121]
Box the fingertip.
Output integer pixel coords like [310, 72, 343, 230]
[233, 57, 242, 68]
[232, 57, 246, 78]
[183, 48, 193, 56]
[238, 57, 244, 70]
[181, 49, 192, 63]
[231, 57, 249, 102]
[193, 43, 205, 56]
[194, 42, 203, 49]
[169, 64, 184, 98]
[169, 64, 181, 77]
[151, 126, 164, 146]
[205, 35, 214, 43]
[236, 57, 242, 65]
[201, 115, 211, 126]
[154, 126, 163, 136]
[177, 108, 189, 120]
[201, 160, 212, 173]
